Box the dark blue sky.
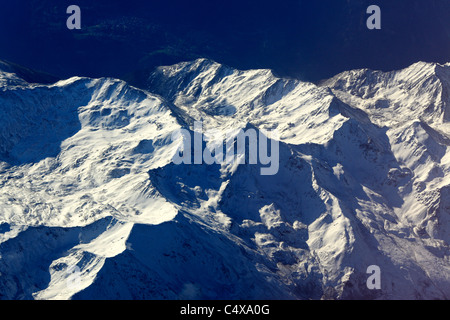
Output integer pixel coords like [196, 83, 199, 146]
[0, 0, 449, 85]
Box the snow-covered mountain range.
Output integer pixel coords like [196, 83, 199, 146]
[0, 59, 449, 300]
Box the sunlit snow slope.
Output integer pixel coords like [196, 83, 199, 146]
[0, 59, 449, 300]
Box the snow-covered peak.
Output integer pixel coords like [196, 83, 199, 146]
[321, 62, 450, 126]
[0, 60, 59, 86]
[0, 74, 181, 228]
[145, 59, 450, 299]
[0, 59, 449, 300]
[149, 59, 351, 145]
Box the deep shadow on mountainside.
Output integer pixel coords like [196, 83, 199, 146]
[0, 0, 449, 87]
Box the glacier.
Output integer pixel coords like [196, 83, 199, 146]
[0, 59, 449, 300]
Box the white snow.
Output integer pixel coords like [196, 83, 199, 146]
[0, 59, 449, 300]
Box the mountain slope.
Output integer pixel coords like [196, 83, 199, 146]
[0, 60, 449, 300]
[147, 59, 450, 299]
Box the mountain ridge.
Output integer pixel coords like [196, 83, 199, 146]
[0, 59, 449, 299]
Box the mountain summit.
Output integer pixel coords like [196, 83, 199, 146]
[0, 59, 449, 299]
